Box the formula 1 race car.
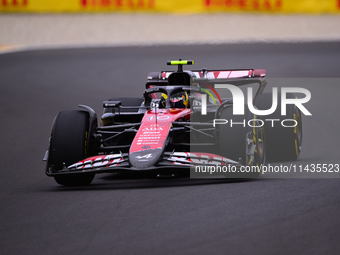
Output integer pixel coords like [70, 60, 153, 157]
[43, 60, 303, 186]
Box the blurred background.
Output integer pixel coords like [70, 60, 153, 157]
[1, 0, 340, 51]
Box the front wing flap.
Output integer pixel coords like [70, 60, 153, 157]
[46, 152, 241, 176]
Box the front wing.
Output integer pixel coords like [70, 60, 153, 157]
[45, 152, 241, 176]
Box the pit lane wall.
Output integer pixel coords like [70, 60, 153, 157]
[1, 0, 340, 14]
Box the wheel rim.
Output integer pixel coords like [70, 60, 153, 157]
[256, 124, 265, 165]
[295, 108, 303, 156]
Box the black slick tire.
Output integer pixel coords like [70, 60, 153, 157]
[49, 110, 95, 186]
[254, 92, 302, 162]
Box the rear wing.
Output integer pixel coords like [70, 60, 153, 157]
[146, 68, 268, 98]
[147, 69, 267, 87]
[154, 69, 266, 80]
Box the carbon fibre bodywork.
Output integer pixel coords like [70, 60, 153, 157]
[44, 61, 268, 182]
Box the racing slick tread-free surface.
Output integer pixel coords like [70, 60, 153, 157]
[50, 110, 95, 186]
[254, 92, 302, 162]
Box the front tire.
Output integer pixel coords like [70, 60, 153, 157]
[49, 110, 95, 186]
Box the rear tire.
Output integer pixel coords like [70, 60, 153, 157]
[49, 110, 95, 186]
[254, 92, 302, 162]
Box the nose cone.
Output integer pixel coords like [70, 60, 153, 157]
[129, 149, 163, 169]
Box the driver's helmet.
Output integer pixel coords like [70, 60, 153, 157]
[161, 91, 189, 108]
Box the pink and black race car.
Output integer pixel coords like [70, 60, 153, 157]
[43, 60, 302, 186]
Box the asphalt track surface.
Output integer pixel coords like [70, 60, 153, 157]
[1, 42, 340, 255]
